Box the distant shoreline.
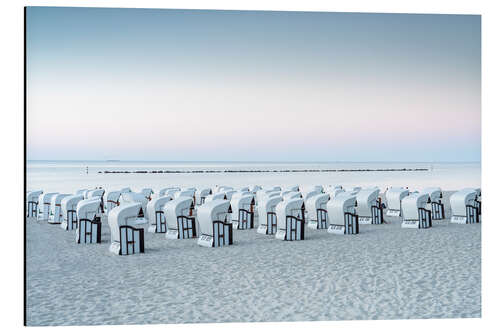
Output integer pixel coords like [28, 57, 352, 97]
[97, 168, 429, 174]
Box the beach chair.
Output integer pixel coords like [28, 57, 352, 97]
[26, 190, 43, 219]
[147, 195, 173, 233]
[204, 192, 227, 203]
[48, 194, 71, 224]
[120, 187, 132, 193]
[249, 185, 262, 194]
[141, 188, 154, 200]
[305, 193, 330, 229]
[60, 195, 84, 230]
[76, 199, 102, 244]
[326, 193, 359, 235]
[86, 189, 105, 214]
[173, 189, 196, 200]
[284, 185, 300, 192]
[356, 188, 384, 225]
[119, 192, 149, 227]
[158, 187, 181, 197]
[230, 194, 255, 229]
[450, 189, 480, 224]
[421, 187, 445, 220]
[302, 189, 322, 201]
[325, 186, 345, 198]
[164, 197, 197, 239]
[197, 200, 233, 247]
[195, 188, 212, 205]
[401, 193, 432, 228]
[223, 190, 237, 200]
[463, 188, 481, 221]
[275, 198, 305, 241]
[282, 191, 302, 201]
[385, 187, 410, 217]
[349, 187, 362, 195]
[108, 202, 145, 255]
[103, 190, 121, 213]
[37, 192, 58, 221]
[216, 185, 233, 193]
[257, 195, 283, 234]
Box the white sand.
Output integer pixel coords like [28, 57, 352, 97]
[25, 191, 481, 326]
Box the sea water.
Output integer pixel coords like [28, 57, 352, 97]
[26, 160, 481, 193]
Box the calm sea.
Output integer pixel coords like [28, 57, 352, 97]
[26, 160, 481, 193]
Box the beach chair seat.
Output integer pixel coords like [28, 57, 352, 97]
[327, 193, 359, 235]
[305, 193, 330, 229]
[108, 202, 145, 255]
[76, 199, 102, 244]
[164, 197, 197, 239]
[197, 200, 233, 247]
[60, 195, 83, 230]
[401, 193, 432, 228]
[147, 195, 173, 233]
[275, 198, 305, 241]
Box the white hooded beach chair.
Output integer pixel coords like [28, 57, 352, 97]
[205, 192, 227, 203]
[401, 193, 432, 228]
[257, 195, 283, 235]
[141, 188, 154, 200]
[103, 190, 121, 213]
[326, 193, 359, 235]
[86, 189, 105, 214]
[76, 189, 87, 195]
[60, 195, 84, 230]
[349, 187, 362, 195]
[275, 198, 305, 241]
[174, 189, 196, 200]
[147, 195, 173, 233]
[120, 187, 132, 193]
[223, 190, 237, 200]
[197, 200, 233, 247]
[285, 185, 300, 192]
[421, 187, 445, 220]
[282, 191, 302, 201]
[120, 192, 149, 226]
[26, 190, 43, 218]
[76, 199, 102, 244]
[306, 193, 330, 229]
[385, 187, 410, 217]
[164, 197, 196, 239]
[325, 187, 345, 198]
[463, 187, 481, 220]
[48, 194, 71, 224]
[37, 192, 58, 221]
[249, 185, 262, 194]
[216, 185, 233, 193]
[108, 202, 145, 255]
[302, 190, 322, 202]
[450, 189, 480, 224]
[195, 188, 213, 205]
[356, 188, 384, 225]
[158, 187, 181, 197]
[239, 186, 250, 192]
[230, 194, 255, 230]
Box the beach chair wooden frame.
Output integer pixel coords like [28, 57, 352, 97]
[27, 201, 38, 218]
[154, 210, 167, 233]
[63, 209, 78, 230]
[430, 201, 445, 220]
[76, 217, 102, 244]
[315, 208, 328, 229]
[119, 225, 145, 255]
[235, 208, 254, 230]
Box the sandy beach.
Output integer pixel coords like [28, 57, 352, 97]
[25, 191, 481, 326]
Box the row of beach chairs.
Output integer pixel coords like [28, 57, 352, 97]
[26, 184, 481, 255]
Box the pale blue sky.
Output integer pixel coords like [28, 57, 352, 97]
[26, 7, 481, 162]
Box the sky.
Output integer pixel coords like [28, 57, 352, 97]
[26, 7, 481, 162]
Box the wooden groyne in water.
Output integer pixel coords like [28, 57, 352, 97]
[97, 168, 429, 174]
